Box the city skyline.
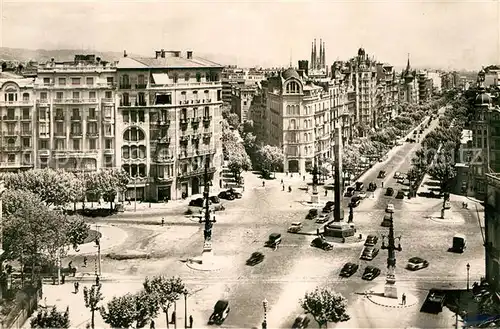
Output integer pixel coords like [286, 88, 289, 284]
[0, 0, 499, 70]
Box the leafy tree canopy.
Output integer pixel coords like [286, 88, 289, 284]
[300, 288, 350, 328]
[256, 145, 284, 172]
[31, 306, 70, 329]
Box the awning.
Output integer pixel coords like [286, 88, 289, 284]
[152, 73, 170, 85]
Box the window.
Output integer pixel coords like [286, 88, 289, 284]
[107, 77, 114, 85]
[105, 156, 112, 167]
[122, 75, 129, 86]
[72, 108, 80, 118]
[104, 124, 112, 136]
[89, 139, 97, 150]
[193, 90, 198, 100]
[43, 77, 51, 85]
[173, 73, 178, 83]
[243, 101, 247, 106]
[22, 93, 29, 101]
[181, 108, 187, 119]
[104, 106, 112, 118]
[7, 154, 15, 163]
[22, 122, 30, 133]
[39, 109, 47, 120]
[39, 123, 48, 135]
[138, 75, 145, 85]
[40, 140, 48, 149]
[87, 122, 98, 133]
[122, 93, 130, 105]
[73, 139, 80, 150]
[217, 90, 221, 101]
[23, 153, 31, 164]
[138, 93, 146, 106]
[181, 91, 187, 101]
[58, 78, 66, 85]
[184, 72, 190, 81]
[196, 72, 202, 82]
[71, 78, 81, 85]
[56, 92, 63, 100]
[22, 137, 30, 147]
[204, 106, 209, 117]
[105, 91, 112, 99]
[71, 123, 82, 134]
[40, 92, 48, 100]
[204, 90, 209, 99]
[55, 140, 65, 150]
[89, 91, 96, 99]
[155, 94, 172, 105]
[86, 77, 94, 85]
[22, 108, 30, 119]
[105, 139, 113, 149]
[56, 122, 64, 134]
[123, 110, 129, 123]
[72, 91, 80, 99]
[7, 123, 15, 134]
[88, 108, 96, 119]
[6, 92, 17, 102]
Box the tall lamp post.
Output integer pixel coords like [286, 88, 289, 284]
[198, 157, 216, 264]
[466, 263, 470, 291]
[94, 225, 101, 277]
[262, 298, 268, 329]
[183, 289, 189, 329]
[381, 212, 402, 298]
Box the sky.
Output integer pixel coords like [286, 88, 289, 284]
[0, 0, 499, 70]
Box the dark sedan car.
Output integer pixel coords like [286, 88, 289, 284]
[385, 187, 394, 196]
[364, 234, 379, 247]
[350, 196, 362, 208]
[362, 266, 381, 281]
[406, 257, 429, 271]
[344, 187, 355, 197]
[367, 182, 377, 192]
[311, 237, 333, 251]
[377, 171, 386, 178]
[339, 262, 359, 277]
[246, 252, 265, 266]
[218, 190, 235, 200]
[189, 198, 211, 207]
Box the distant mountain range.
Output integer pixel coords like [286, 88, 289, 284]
[0, 47, 265, 67]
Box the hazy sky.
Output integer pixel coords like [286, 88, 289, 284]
[0, 0, 499, 70]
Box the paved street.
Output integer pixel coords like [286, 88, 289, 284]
[43, 116, 486, 329]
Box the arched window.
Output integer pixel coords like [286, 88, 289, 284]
[290, 119, 296, 130]
[286, 105, 291, 115]
[184, 72, 190, 81]
[123, 127, 145, 142]
[196, 72, 202, 82]
[304, 133, 308, 142]
[122, 74, 129, 85]
[138, 145, 146, 158]
[7, 138, 15, 145]
[122, 146, 130, 159]
[22, 93, 29, 101]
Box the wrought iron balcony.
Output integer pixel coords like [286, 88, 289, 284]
[71, 116, 82, 121]
[135, 84, 147, 89]
[55, 115, 65, 121]
[70, 131, 83, 137]
[87, 132, 99, 138]
[120, 84, 132, 89]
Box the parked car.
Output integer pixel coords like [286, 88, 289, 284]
[246, 252, 265, 266]
[292, 315, 310, 329]
[385, 188, 395, 196]
[377, 171, 386, 178]
[423, 290, 446, 313]
[367, 182, 377, 192]
[357, 191, 367, 199]
[362, 266, 381, 281]
[406, 257, 429, 271]
[364, 234, 379, 247]
[381, 213, 392, 227]
[360, 246, 380, 260]
[316, 213, 329, 224]
[310, 237, 333, 251]
[208, 300, 230, 325]
[393, 172, 402, 179]
[339, 262, 359, 277]
[306, 208, 318, 220]
[218, 190, 235, 200]
[395, 140, 403, 146]
[386, 203, 395, 213]
[344, 187, 355, 197]
[265, 233, 282, 248]
[288, 222, 303, 233]
[355, 182, 364, 191]
[322, 201, 335, 213]
[228, 188, 243, 199]
[209, 196, 220, 204]
[350, 196, 362, 208]
[395, 190, 405, 199]
[189, 198, 211, 207]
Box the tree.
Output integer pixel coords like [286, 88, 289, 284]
[300, 288, 350, 328]
[143, 276, 186, 329]
[428, 161, 457, 192]
[226, 113, 240, 128]
[227, 148, 252, 181]
[100, 293, 137, 328]
[83, 284, 103, 329]
[256, 145, 284, 178]
[134, 290, 160, 328]
[240, 120, 254, 136]
[342, 147, 362, 174]
[31, 306, 70, 329]
[85, 169, 130, 209]
[2, 169, 79, 207]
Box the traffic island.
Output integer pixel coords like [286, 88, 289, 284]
[185, 256, 225, 271]
[427, 210, 465, 224]
[365, 284, 418, 309]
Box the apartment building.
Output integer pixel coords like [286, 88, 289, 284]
[485, 173, 500, 292]
[231, 84, 258, 123]
[0, 75, 36, 172]
[34, 55, 117, 172]
[115, 49, 223, 201]
[417, 71, 433, 104]
[265, 67, 335, 174]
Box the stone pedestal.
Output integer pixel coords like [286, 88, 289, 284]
[384, 283, 398, 299]
[311, 193, 320, 204]
[200, 242, 213, 264]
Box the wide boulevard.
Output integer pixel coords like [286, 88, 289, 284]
[54, 114, 485, 329]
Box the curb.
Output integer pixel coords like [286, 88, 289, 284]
[366, 295, 418, 308]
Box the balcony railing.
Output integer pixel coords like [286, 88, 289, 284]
[0, 145, 21, 151]
[21, 116, 32, 120]
[102, 98, 114, 103]
[39, 132, 50, 138]
[87, 116, 98, 121]
[3, 116, 19, 121]
[120, 84, 132, 89]
[4, 131, 18, 136]
[36, 99, 49, 105]
[55, 115, 65, 121]
[87, 132, 99, 138]
[154, 155, 174, 163]
[71, 116, 82, 121]
[157, 120, 171, 127]
[21, 130, 32, 136]
[70, 131, 83, 137]
[38, 149, 50, 156]
[120, 101, 131, 107]
[135, 84, 147, 89]
[0, 100, 32, 106]
[54, 132, 66, 137]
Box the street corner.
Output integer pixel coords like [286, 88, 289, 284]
[426, 210, 466, 224]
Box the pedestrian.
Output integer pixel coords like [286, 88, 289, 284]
[317, 228, 320, 236]
[402, 293, 406, 305]
[288, 186, 292, 193]
[83, 256, 87, 267]
[170, 311, 176, 324]
[262, 181, 265, 187]
[306, 186, 309, 193]
[95, 275, 100, 286]
[127, 198, 131, 205]
[465, 202, 468, 209]
[61, 274, 65, 284]
[161, 218, 165, 226]
[303, 175, 305, 181]
[280, 179, 283, 185]
[150, 319, 155, 329]
[189, 315, 193, 328]
[74, 281, 79, 294]
[325, 190, 328, 197]
[68, 261, 73, 270]
[286, 172, 288, 176]
[381, 181, 384, 188]
[282, 185, 285, 191]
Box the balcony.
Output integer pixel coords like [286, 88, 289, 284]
[196, 148, 216, 156]
[102, 98, 114, 104]
[39, 132, 50, 139]
[104, 149, 114, 155]
[203, 116, 212, 127]
[158, 137, 171, 144]
[54, 132, 66, 138]
[21, 116, 32, 121]
[157, 120, 171, 128]
[0, 100, 32, 107]
[4, 131, 18, 137]
[36, 99, 50, 106]
[87, 132, 99, 138]
[191, 117, 200, 128]
[87, 116, 98, 121]
[178, 151, 194, 159]
[38, 149, 50, 157]
[55, 115, 65, 121]
[135, 84, 147, 89]
[203, 132, 213, 139]
[178, 166, 216, 178]
[120, 84, 132, 89]
[3, 116, 19, 121]
[120, 101, 131, 107]
[135, 101, 147, 107]
[70, 131, 83, 138]
[154, 155, 174, 163]
[191, 134, 201, 142]
[1, 145, 21, 151]
[71, 116, 82, 121]
[21, 130, 32, 136]
[180, 135, 190, 143]
[155, 175, 174, 183]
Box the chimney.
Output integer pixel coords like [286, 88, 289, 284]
[187, 51, 193, 59]
[155, 51, 161, 59]
[161, 49, 166, 58]
[174, 51, 181, 57]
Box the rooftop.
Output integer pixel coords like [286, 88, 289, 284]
[117, 50, 222, 69]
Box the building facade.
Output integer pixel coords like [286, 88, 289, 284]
[0, 76, 36, 172]
[231, 84, 258, 123]
[115, 50, 223, 201]
[485, 173, 500, 292]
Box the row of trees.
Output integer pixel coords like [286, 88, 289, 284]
[31, 276, 186, 329]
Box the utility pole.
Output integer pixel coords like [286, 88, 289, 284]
[198, 157, 216, 262]
[95, 224, 101, 276]
[333, 124, 343, 222]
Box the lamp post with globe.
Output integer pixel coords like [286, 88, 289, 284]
[262, 298, 268, 329]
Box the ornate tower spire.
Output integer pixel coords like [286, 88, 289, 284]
[322, 42, 326, 68]
[406, 53, 411, 73]
[310, 42, 314, 69]
[319, 39, 323, 68]
[313, 39, 317, 69]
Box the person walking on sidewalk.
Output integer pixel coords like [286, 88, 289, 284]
[83, 256, 87, 267]
[189, 315, 193, 328]
[170, 311, 176, 325]
[150, 319, 155, 329]
[402, 293, 406, 305]
[74, 281, 79, 294]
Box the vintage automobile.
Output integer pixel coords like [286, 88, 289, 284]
[310, 237, 333, 251]
[406, 257, 429, 271]
[208, 300, 230, 325]
[362, 266, 381, 281]
[265, 233, 282, 249]
[287, 222, 303, 233]
[246, 252, 265, 266]
[339, 262, 359, 277]
[364, 234, 379, 247]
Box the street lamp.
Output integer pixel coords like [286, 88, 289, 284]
[262, 298, 268, 329]
[183, 289, 189, 329]
[94, 226, 101, 277]
[466, 263, 470, 291]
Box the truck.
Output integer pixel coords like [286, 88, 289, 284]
[451, 234, 467, 253]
